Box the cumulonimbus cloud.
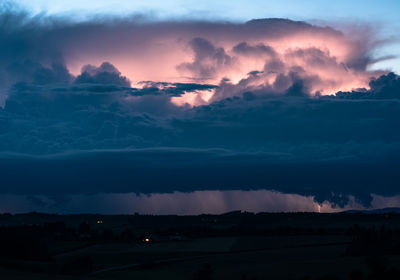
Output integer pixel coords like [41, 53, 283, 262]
[0, 6, 393, 106]
[1, 6, 400, 210]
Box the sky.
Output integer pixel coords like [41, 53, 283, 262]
[0, 1, 400, 214]
[13, 0, 400, 74]
[12, 0, 400, 23]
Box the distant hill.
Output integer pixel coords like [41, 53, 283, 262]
[342, 208, 400, 214]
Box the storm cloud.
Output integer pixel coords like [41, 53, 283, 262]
[0, 5, 399, 212]
[0, 5, 391, 104]
[2, 76, 400, 207]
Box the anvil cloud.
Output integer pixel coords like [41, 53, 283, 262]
[0, 6, 399, 213]
[0, 9, 389, 105]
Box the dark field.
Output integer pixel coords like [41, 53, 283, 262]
[1, 211, 400, 279]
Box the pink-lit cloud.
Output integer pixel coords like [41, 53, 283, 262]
[36, 18, 388, 106]
[0, 9, 393, 107]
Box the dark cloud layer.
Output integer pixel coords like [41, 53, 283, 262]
[0, 6, 399, 210]
[1, 146, 399, 208]
[1, 71, 400, 207]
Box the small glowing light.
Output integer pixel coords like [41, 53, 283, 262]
[145, 238, 150, 242]
[96, 220, 103, 224]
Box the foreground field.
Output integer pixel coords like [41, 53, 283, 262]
[0, 237, 355, 280]
[97, 244, 355, 280]
[1, 212, 400, 279]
